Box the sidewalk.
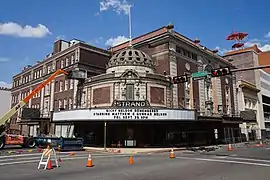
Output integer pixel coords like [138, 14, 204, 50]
[83, 147, 186, 154]
[83, 141, 260, 154]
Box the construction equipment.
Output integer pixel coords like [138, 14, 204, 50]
[0, 69, 69, 149]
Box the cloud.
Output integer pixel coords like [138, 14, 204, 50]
[0, 81, 12, 88]
[265, 32, 270, 38]
[105, 35, 129, 47]
[0, 22, 51, 38]
[56, 35, 66, 40]
[100, 0, 131, 15]
[0, 57, 10, 62]
[244, 39, 270, 52]
[215, 46, 229, 55]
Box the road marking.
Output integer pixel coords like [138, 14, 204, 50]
[223, 156, 270, 163]
[0, 153, 117, 162]
[0, 153, 41, 158]
[176, 156, 270, 167]
[0, 154, 130, 166]
[0, 151, 96, 159]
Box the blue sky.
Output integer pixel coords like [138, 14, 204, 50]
[0, 0, 270, 87]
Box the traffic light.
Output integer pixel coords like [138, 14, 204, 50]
[211, 67, 231, 77]
[173, 75, 189, 84]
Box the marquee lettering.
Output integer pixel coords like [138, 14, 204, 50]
[93, 109, 168, 120]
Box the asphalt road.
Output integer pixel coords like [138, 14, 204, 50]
[1, 145, 270, 180]
[200, 143, 270, 159]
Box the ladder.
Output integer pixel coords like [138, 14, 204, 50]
[38, 147, 59, 170]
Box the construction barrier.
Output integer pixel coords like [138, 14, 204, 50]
[38, 146, 59, 170]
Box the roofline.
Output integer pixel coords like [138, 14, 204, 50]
[109, 25, 232, 66]
[109, 26, 169, 51]
[173, 32, 232, 66]
[223, 49, 260, 57]
[12, 42, 110, 79]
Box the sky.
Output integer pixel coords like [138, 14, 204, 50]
[0, 0, 270, 87]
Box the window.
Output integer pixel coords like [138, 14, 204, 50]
[69, 98, 73, 110]
[52, 61, 56, 71]
[47, 66, 51, 74]
[44, 100, 49, 114]
[70, 79, 74, 89]
[64, 80, 68, 91]
[59, 80, 63, 92]
[64, 99, 67, 109]
[71, 55, 74, 64]
[45, 84, 50, 95]
[65, 58, 69, 67]
[61, 60, 64, 68]
[58, 99, 62, 109]
[126, 84, 134, 100]
[82, 91, 86, 104]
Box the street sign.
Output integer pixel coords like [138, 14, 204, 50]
[192, 71, 209, 78]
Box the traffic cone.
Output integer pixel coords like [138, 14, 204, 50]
[47, 159, 53, 170]
[69, 152, 75, 156]
[129, 156, 133, 165]
[170, 149, 175, 159]
[228, 144, 233, 151]
[260, 141, 263, 147]
[86, 153, 93, 167]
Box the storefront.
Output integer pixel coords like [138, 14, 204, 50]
[52, 106, 211, 147]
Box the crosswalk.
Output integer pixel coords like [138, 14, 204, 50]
[0, 151, 125, 166]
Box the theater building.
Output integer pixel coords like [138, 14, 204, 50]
[53, 24, 242, 147]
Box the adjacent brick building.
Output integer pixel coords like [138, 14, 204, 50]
[224, 45, 269, 139]
[10, 39, 110, 136]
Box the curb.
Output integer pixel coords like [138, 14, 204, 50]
[83, 147, 186, 154]
[145, 148, 186, 154]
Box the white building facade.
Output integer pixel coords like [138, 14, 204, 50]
[0, 87, 11, 118]
[260, 70, 270, 137]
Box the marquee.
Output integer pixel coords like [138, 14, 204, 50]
[53, 108, 196, 121]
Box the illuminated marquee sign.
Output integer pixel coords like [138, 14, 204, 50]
[53, 108, 196, 121]
[93, 108, 167, 120]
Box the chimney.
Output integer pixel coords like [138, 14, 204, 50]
[53, 39, 62, 54]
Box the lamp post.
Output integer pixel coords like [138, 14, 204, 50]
[104, 121, 107, 151]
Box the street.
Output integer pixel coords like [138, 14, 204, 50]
[1, 144, 270, 179]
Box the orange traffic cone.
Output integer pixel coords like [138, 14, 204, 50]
[86, 153, 93, 167]
[47, 159, 53, 170]
[260, 141, 263, 147]
[129, 156, 133, 165]
[69, 152, 75, 156]
[228, 144, 233, 151]
[170, 149, 175, 159]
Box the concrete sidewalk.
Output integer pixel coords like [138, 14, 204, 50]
[83, 147, 186, 154]
[83, 141, 261, 154]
